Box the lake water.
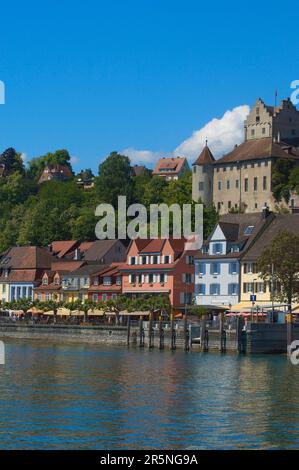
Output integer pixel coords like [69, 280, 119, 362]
[0, 339, 298, 450]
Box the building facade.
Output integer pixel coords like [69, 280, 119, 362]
[194, 211, 273, 308]
[192, 97, 299, 214]
[120, 238, 195, 310]
[153, 157, 189, 180]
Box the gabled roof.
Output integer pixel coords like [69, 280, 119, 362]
[83, 240, 125, 261]
[153, 157, 188, 175]
[192, 144, 215, 166]
[0, 246, 55, 270]
[50, 241, 79, 258]
[215, 138, 299, 165]
[243, 213, 299, 261]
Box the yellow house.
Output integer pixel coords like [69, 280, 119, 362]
[239, 213, 299, 311]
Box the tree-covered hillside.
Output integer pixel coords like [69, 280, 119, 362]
[0, 149, 218, 252]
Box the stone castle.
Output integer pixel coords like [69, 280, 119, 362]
[192, 97, 299, 214]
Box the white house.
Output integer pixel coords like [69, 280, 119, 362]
[194, 212, 271, 309]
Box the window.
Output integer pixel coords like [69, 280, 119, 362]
[213, 243, 223, 254]
[103, 276, 111, 286]
[265, 161, 268, 167]
[228, 283, 238, 295]
[226, 180, 230, 190]
[198, 263, 206, 275]
[160, 273, 165, 283]
[198, 182, 204, 191]
[230, 262, 238, 274]
[243, 282, 254, 293]
[253, 177, 258, 191]
[198, 284, 206, 295]
[164, 255, 170, 264]
[228, 201, 231, 209]
[184, 273, 192, 284]
[130, 257, 136, 265]
[102, 294, 107, 301]
[263, 176, 267, 190]
[218, 181, 222, 191]
[210, 284, 220, 295]
[141, 256, 147, 265]
[116, 276, 122, 285]
[148, 273, 154, 284]
[54, 276, 60, 286]
[217, 202, 221, 211]
[211, 263, 220, 275]
[129, 274, 136, 284]
[235, 179, 239, 189]
[2, 284, 6, 293]
[251, 129, 255, 136]
[244, 178, 249, 192]
[42, 278, 48, 286]
[186, 255, 194, 265]
[93, 278, 99, 286]
[244, 225, 254, 235]
[262, 127, 266, 135]
[92, 294, 98, 302]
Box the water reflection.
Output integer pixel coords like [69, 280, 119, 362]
[0, 340, 298, 449]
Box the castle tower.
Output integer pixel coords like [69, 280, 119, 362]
[192, 142, 215, 207]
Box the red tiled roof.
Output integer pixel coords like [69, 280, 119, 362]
[153, 157, 188, 175]
[51, 260, 85, 272]
[193, 145, 215, 166]
[0, 246, 55, 270]
[50, 241, 78, 258]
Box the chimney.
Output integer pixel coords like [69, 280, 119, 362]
[74, 248, 81, 260]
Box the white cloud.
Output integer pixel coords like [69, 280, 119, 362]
[70, 156, 79, 165]
[121, 147, 164, 165]
[121, 104, 250, 166]
[20, 152, 27, 162]
[175, 105, 250, 160]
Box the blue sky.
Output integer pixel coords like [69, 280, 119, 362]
[0, 0, 298, 173]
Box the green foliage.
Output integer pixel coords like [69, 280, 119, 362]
[257, 230, 299, 307]
[28, 149, 72, 179]
[0, 148, 25, 175]
[95, 152, 133, 206]
[0, 148, 217, 253]
[272, 159, 295, 203]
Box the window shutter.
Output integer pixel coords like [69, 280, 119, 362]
[180, 292, 184, 304]
[129, 274, 132, 284]
[164, 274, 168, 283]
[243, 282, 246, 293]
[229, 263, 232, 275]
[182, 273, 186, 282]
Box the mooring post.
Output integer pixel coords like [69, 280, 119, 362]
[148, 312, 154, 349]
[139, 316, 144, 348]
[219, 311, 225, 352]
[126, 315, 131, 346]
[287, 312, 293, 356]
[170, 314, 176, 351]
[184, 313, 189, 352]
[159, 316, 164, 350]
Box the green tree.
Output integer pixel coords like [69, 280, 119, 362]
[257, 230, 299, 310]
[95, 152, 133, 207]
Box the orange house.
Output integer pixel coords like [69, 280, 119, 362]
[120, 238, 195, 310]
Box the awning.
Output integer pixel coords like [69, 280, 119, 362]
[119, 310, 150, 317]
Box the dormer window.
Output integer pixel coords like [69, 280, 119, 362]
[244, 225, 254, 235]
[42, 277, 48, 286]
[54, 277, 60, 286]
[93, 278, 99, 286]
[212, 243, 223, 254]
[103, 276, 112, 286]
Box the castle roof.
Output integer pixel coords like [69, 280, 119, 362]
[214, 137, 299, 165]
[192, 144, 215, 166]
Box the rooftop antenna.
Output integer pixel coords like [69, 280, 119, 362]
[274, 89, 278, 110]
